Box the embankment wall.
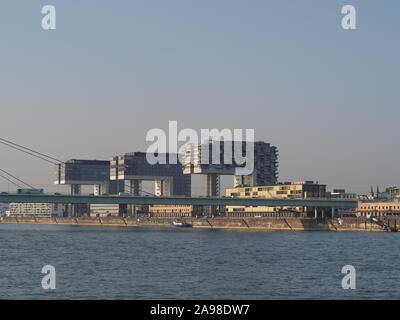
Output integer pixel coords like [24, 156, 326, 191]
[0, 216, 393, 232]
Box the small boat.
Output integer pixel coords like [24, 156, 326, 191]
[171, 219, 192, 227]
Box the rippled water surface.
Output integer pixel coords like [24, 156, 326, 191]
[0, 223, 399, 299]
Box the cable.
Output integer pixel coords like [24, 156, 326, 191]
[0, 173, 23, 189]
[0, 137, 62, 164]
[0, 137, 62, 163]
[0, 168, 35, 189]
[0, 140, 58, 164]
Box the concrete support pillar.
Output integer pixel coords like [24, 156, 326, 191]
[94, 184, 100, 196]
[206, 174, 220, 216]
[94, 182, 109, 196]
[129, 179, 141, 196]
[71, 184, 81, 195]
[314, 207, 318, 219]
[322, 209, 325, 218]
[155, 180, 162, 196]
[331, 207, 335, 218]
[70, 184, 81, 217]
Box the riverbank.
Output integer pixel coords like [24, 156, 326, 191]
[1, 216, 398, 232]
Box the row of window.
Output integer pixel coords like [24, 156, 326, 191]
[360, 206, 400, 210]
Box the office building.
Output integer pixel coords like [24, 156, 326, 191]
[54, 159, 123, 195]
[54, 159, 124, 216]
[110, 152, 191, 196]
[184, 140, 278, 197]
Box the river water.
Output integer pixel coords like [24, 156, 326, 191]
[0, 223, 399, 299]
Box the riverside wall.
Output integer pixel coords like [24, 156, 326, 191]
[0, 216, 397, 232]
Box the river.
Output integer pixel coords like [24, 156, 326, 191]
[0, 224, 399, 299]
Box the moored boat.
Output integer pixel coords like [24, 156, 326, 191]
[171, 219, 192, 227]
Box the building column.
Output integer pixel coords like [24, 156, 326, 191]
[129, 179, 141, 217]
[206, 174, 220, 197]
[129, 180, 141, 196]
[331, 207, 335, 218]
[94, 182, 109, 196]
[155, 179, 171, 196]
[314, 207, 318, 219]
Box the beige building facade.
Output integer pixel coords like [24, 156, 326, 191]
[357, 201, 400, 217]
[148, 204, 203, 217]
[90, 204, 122, 217]
[8, 203, 63, 217]
[225, 181, 327, 217]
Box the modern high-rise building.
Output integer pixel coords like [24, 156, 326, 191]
[184, 140, 279, 196]
[110, 152, 191, 197]
[54, 159, 124, 216]
[54, 159, 123, 195]
[234, 142, 278, 187]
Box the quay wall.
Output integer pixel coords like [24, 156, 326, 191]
[0, 216, 394, 232]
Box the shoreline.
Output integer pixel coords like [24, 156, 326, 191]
[1, 216, 398, 232]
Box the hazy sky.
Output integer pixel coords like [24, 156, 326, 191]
[0, 0, 399, 194]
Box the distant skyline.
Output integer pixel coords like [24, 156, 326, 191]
[1, 1, 399, 194]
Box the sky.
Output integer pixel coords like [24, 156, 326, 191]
[0, 0, 399, 194]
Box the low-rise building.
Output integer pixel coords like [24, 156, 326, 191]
[227, 181, 326, 198]
[148, 204, 203, 217]
[90, 204, 122, 217]
[357, 201, 400, 217]
[8, 203, 63, 217]
[225, 181, 327, 217]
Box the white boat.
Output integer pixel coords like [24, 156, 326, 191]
[171, 219, 192, 227]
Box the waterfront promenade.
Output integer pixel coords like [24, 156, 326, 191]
[0, 216, 396, 232]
